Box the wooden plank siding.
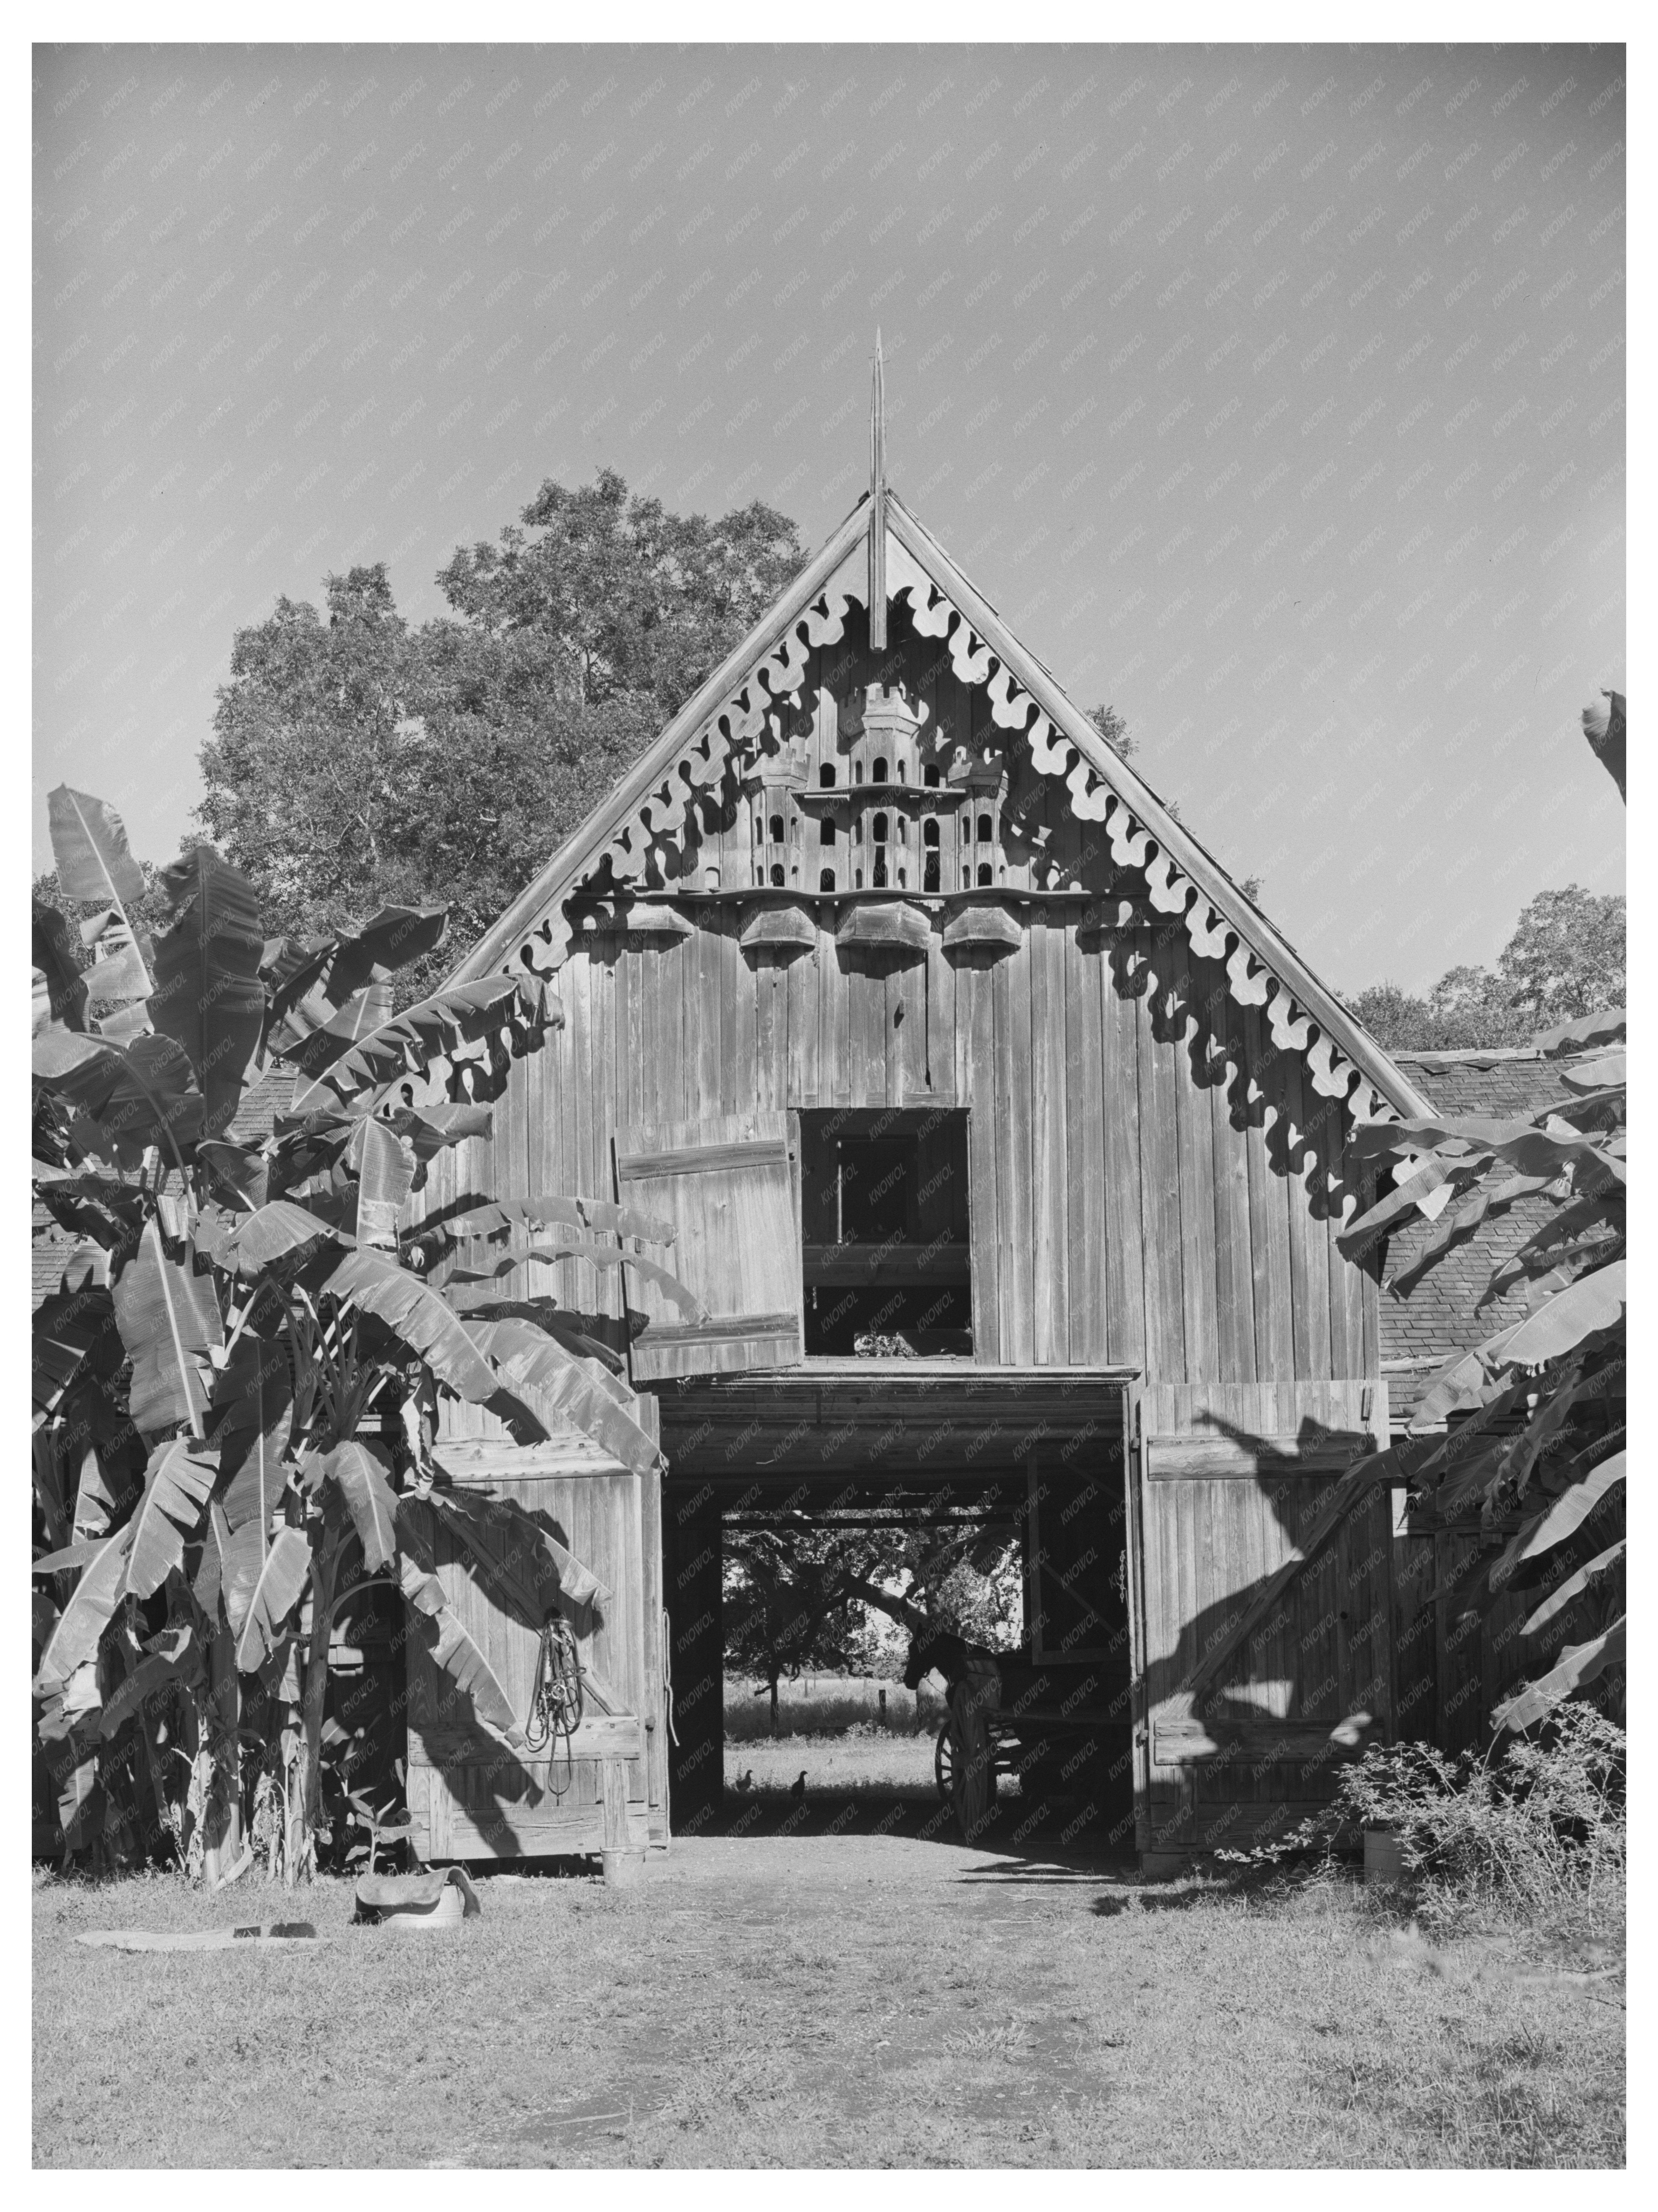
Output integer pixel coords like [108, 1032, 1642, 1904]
[417, 903, 1380, 1394]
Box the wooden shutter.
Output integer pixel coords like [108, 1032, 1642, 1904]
[613, 1111, 804, 1381]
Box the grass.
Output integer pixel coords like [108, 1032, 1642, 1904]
[726, 1727, 948, 1799]
[33, 1842, 1623, 2168]
[724, 1674, 948, 1743]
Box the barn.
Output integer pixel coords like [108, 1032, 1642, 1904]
[395, 369, 1530, 1874]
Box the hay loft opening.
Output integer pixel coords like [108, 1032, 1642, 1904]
[798, 1108, 972, 1355]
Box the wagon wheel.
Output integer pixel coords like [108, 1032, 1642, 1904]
[944, 1684, 997, 1843]
[934, 1720, 955, 1804]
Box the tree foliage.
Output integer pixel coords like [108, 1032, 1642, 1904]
[196, 475, 807, 998]
[1350, 884, 1625, 1051]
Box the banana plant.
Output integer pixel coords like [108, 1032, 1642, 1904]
[1337, 696, 1628, 1738]
[31, 785, 697, 1878]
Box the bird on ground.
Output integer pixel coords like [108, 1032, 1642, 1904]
[732, 1768, 755, 1793]
[789, 1770, 807, 1799]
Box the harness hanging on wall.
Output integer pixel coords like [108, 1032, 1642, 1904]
[526, 1611, 584, 1798]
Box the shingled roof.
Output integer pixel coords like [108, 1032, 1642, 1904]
[1379, 1048, 1577, 1426]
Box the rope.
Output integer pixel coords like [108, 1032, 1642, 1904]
[525, 1612, 584, 1799]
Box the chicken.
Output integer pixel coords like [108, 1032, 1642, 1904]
[789, 1770, 807, 1799]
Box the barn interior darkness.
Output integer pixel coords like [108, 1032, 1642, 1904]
[660, 1396, 1138, 1845]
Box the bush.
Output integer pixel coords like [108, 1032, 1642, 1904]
[1224, 1704, 1626, 1927]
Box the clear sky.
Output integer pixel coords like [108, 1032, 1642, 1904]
[33, 41, 1625, 995]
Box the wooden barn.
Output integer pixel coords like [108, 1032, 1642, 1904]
[403, 368, 1467, 1875]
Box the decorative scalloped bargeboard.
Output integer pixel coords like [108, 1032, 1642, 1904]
[501, 534, 1398, 1145]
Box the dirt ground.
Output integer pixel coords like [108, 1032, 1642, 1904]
[33, 1831, 1624, 2168]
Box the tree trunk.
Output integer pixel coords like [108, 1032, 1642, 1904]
[769, 1676, 779, 1736]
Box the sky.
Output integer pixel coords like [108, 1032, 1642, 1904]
[33, 41, 1625, 996]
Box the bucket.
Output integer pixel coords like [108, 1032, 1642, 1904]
[602, 1849, 646, 1889]
[355, 1866, 480, 1930]
[1363, 1826, 1404, 1885]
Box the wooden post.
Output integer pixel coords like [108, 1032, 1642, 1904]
[601, 1757, 643, 1886]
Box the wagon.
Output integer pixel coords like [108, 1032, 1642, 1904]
[845, 1578, 1128, 1845]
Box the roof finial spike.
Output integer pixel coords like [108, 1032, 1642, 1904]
[869, 331, 888, 651]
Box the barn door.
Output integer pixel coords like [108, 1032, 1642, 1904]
[613, 1111, 804, 1381]
[403, 1433, 658, 1863]
[1130, 1381, 1393, 1863]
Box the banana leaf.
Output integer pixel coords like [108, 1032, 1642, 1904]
[1534, 1006, 1624, 1057]
[221, 1200, 342, 1276]
[467, 1315, 660, 1477]
[1559, 1052, 1625, 1093]
[269, 980, 393, 1074]
[1521, 1540, 1626, 1639]
[1498, 1260, 1625, 1370]
[386, 1102, 495, 1167]
[33, 1031, 203, 1165]
[349, 1119, 415, 1249]
[211, 1332, 293, 1532]
[1493, 1451, 1625, 1581]
[146, 847, 266, 1140]
[48, 785, 146, 904]
[323, 906, 449, 1003]
[124, 1439, 219, 1600]
[324, 1248, 500, 1401]
[197, 1140, 271, 1212]
[291, 973, 557, 1117]
[33, 1529, 133, 1694]
[32, 1285, 123, 1414]
[1386, 1172, 1557, 1295]
[98, 1639, 203, 1741]
[32, 903, 88, 1032]
[234, 1525, 313, 1671]
[325, 1442, 399, 1572]
[111, 1220, 223, 1437]
[1494, 1617, 1625, 1733]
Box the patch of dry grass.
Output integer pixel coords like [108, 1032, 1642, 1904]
[726, 1727, 948, 1798]
[33, 1845, 1623, 2169]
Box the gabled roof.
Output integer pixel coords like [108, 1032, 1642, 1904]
[450, 471, 1433, 1128]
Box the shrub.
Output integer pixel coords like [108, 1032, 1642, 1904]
[1223, 1703, 1626, 1928]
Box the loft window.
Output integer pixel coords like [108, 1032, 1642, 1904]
[769, 813, 785, 844]
[977, 812, 993, 843]
[854, 760, 864, 785]
[924, 764, 940, 788]
[820, 817, 836, 846]
[896, 760, 907, 783]
[798, 1108, 972, 1356]
[977, 862, 993, 886]
[820, 764, 836, 787]
[872, 810, 889, 889]
[820, 867, 835, 891]
[872, 756, 889, 782]
[771, 864, 786, 886]
[923, 819, 940, 894]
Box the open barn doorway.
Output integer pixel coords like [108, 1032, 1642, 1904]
[658, 1372, 1139, 1853]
